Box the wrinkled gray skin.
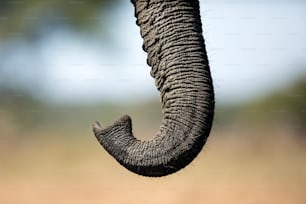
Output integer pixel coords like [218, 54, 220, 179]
[93, 0, 214, 177]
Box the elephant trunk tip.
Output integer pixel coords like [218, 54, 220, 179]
[93, 121, 102, 134]
[93, 115, 134, 142]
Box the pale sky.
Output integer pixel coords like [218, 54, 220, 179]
[1, 1, 306, 105]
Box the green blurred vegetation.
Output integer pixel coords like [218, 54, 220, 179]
[0, 0, 119, 40]
[244, 77, 306, 133]
[0, 85, 162, 141]
[1, 75, 305, 142]
[214, 76, 306, 140]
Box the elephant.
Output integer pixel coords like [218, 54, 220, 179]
[93, 0, 214, 177]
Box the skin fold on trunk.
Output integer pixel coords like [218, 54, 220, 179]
[93, 0, 214, 177]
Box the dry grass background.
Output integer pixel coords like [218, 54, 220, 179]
[1, 75, 305, 204]
[1, 126, 305, 204]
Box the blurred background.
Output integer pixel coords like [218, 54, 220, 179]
[0, 0, 305, 203]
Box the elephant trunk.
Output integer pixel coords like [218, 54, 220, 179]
[93, 0, 214, 177]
